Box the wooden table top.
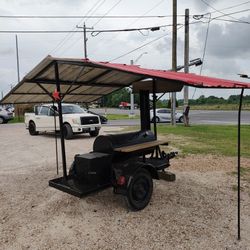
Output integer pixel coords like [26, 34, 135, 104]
[114, 140, 168, 153]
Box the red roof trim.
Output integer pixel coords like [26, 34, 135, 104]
[87, 60, 250, 89]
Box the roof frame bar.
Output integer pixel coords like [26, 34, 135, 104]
[32, 60, 55, 80]
[11, 92, 102, 96]
[25, 78, 126, 88]
[66, 69, 113, 95]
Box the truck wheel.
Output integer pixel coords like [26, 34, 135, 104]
[63, 123, 73, 139]
[125, 168, 153, 211]
[29, 121, 38, 135]
[89, 129, 99, 137]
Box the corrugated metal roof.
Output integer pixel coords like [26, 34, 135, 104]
[1, 55, 250, 104]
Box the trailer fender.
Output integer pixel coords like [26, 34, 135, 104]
[141, 164, 159, 180]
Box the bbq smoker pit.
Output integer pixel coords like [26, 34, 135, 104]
[49, 129, 176, 210]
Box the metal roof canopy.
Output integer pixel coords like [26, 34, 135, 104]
[1, 55, 250, 104]
[1, 55, 250, 241]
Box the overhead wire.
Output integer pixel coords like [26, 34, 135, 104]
[204, 0, 250, 15]
[200, 10, 250, 24]
[59, 0, 123, 56]
[200, 0, 249, 24]
[109, 25, 184, 62]
[49, 0, 106, 55]
[88, 0, 166, 58]
[92, 0, 123, 27]
[0, 15, 176, 19]
[0, 24, 178, 34]
[191, 13, 211, 99]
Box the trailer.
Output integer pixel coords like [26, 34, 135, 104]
[49, 130, 177, 210]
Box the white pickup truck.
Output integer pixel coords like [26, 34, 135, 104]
[25, 103, 101, 139]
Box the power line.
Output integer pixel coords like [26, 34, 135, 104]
[92, 0, 123, 27]
[0, 15, 176, 19]
[88, 0, 166, 58]
[200, 0, 248, 24]
[110, 25, 184, 62]
[192, 8, 250, 25]
[205, 1, 250, 15]
[209, 8, 250, 21]
[199, 14, 211, 75]
[56, 0, 106, 55]
[205, 17, 250, 24]
[0, 24, 175, 34]
[49, 0, 106, 55]
[192, 13, 211, 99]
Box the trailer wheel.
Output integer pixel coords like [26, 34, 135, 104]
[125, 168, 153, 211]
[63, 123, 73, 139]
[29, 121, 38, 135]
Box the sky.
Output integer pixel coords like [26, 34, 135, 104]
[1, 0, 250, 100]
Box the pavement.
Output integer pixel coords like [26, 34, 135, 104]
[94, 109, 250, 126]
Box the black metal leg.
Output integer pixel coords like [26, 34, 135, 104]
[237, 88, 244, 240]
[54, 62, 67, 180]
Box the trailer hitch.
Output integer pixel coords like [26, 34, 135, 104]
[161, 151, 178, 160]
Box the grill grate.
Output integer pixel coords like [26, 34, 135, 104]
[81, 116, 99, 125]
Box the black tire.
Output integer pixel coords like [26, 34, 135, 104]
[63, 123, 73, 139]
[154, 116, 160, 123]
[125, 168, 153, 211]
[89, 129, 99, 137]
[29, 121, 38, 135]
[179, 116, 184, 123]
[0, 116, 5, 124]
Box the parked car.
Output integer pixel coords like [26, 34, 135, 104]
[87, 110, 108, 124]
[0, 107, 13, 124]
[25, 103, 101, 139]
[150, 108, 184, 123]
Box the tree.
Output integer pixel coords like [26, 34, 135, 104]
[102, 88, 130, 107]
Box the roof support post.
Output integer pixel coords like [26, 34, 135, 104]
[54, 62, 67, 180]
[237, 88, 244, 240]
[139, 90, 150, 131]
[152, 79, 157, 139]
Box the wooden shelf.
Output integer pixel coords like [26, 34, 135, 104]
[114, 140, 168, 153]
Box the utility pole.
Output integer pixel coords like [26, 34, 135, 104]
[76, 23, 93, 59]
[129, 52, 147, 117]
[171, 0, 177, 125]
[183, 8, 189, 125]
[15, 35, 20, 82]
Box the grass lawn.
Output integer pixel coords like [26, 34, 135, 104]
[156, 124, 250, 157]
[8, 116, 24, 123]
[106, 114, 139, 120]
[188, 104, 250, 111]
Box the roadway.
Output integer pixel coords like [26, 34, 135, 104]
[90, 108, 250, 126]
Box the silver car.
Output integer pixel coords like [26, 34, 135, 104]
[0, 107, 14, 124]
[150, 108, 184, 123]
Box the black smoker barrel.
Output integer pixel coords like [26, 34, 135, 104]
[49, 130, 155, 197]
[93, 130, 155, 155]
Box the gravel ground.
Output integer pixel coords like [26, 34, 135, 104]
[0, 123, 250, 250]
